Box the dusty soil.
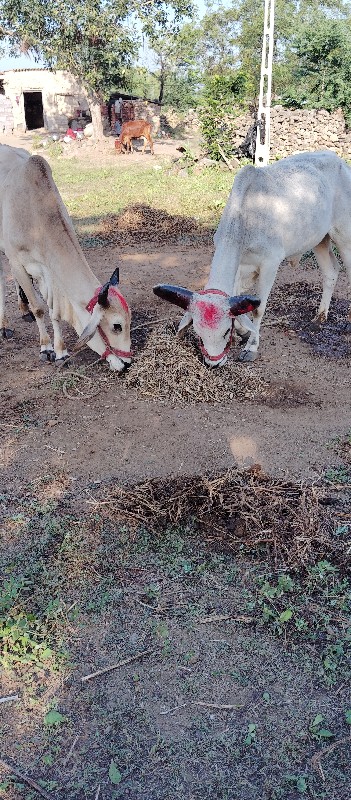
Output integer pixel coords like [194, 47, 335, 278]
[1, 240, 350, 496]
[1, 132, 351, 800]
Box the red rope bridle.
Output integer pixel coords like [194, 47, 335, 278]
[86, 286, 132, 361]
[196, 288, 234, 363]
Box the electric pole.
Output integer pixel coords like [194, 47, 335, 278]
[255, 0, 275, 167]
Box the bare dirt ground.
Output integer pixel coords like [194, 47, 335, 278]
[1, 131, 350, 800]
[1, 240, 350, 496]
[0, 130, 350, 493]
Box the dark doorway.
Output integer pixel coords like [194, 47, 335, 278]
[24, 91, 44, 130]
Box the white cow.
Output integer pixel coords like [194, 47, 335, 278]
[153, 151, 351, 367]
[0, 144, 132, 371]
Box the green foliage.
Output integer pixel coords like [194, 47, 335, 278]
[0, 577, 56, 667]
[109, 760, 122, 784]
[284, 15, 351, 126]
[198, 72, 248, 160]
[44, 709, 66, 727]
[0, 0, 194, 103]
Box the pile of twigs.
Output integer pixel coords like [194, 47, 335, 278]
[88, 467, 349, 570]
[125, 325, 271, 405]
[97, 204, 214, 246]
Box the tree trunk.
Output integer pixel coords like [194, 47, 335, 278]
[158, 73, 165, 104]
[87, 92, 104, 140]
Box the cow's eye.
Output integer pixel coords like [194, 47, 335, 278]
[223, 328, 231, 339]
[113, 323, 122, 333]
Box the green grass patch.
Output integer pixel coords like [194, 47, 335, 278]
[50, 159, 234, 238]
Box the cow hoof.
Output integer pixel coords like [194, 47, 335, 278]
[239, 350, 257, 363]
[22, 311, 36, 322]
[40, 349, 56, 362]
[55, 354, 70, 366]
[1, 327, 14, 339]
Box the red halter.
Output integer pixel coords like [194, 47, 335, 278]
[86, 286, 132, 361]
[195, 288, 234, 363]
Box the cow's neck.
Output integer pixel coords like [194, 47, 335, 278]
[205, 239, 241, 295]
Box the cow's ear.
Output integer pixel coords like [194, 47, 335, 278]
[228, 295, 260, 317]
[177, 311, 193, 337]
[74, 305, 104, 350]
[109, 267, 119, 286]
[153, 284, 193, 310]
[98, 281, 110, 308]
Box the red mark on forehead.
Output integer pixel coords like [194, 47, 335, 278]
[196, 299, 225, 329]
[109, 286, 129, 314]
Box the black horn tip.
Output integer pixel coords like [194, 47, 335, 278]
[109, 267, 119, 286]
[228, 294, 261, 316]
[98, 281, 110, 308]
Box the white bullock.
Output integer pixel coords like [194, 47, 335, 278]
[153, 151, 351, 367]
[0, 144, 132, 371]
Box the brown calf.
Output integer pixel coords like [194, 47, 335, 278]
[115, 120, 154, 155]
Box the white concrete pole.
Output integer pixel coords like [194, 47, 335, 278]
[255, 0, 275, 166]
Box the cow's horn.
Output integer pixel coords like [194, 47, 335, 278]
[98, 280, 110, 308]
[109, 267, 119, 286]
[228, 295, 260, 317]
[153, 284, 194, 310]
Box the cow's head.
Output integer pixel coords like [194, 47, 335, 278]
[77, 268, 132, 371]
[114, 140, 124, 154]
[153, 284, 260, 368]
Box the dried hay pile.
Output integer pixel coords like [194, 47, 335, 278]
[97, 204, 213, 246]
[125, 324, 271, 405]
[90, 467, 349, 570]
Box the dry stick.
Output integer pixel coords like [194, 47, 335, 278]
[193, 701, 243, 711]
[81, 649, 155, 683]
[0, 694, 19, 704]
[131, 317, 171, 332]
[216, 141, 234, 171]
[311, 735, 351, 773]
[0, 758, 53, 800]
[94, 785, 101, 800]
[63, 733, 79, 767]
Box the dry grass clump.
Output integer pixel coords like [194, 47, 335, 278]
[125, 325, 270, 405]
[98, 204, 213, 246]
[90, 467, 348, 570]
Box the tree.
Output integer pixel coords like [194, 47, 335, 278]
[0, 0, 194, 137]
[287, 15, 351, 124]
[146, 24, 200, 104]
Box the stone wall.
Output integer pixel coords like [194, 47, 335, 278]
[232, 106, 351, 158]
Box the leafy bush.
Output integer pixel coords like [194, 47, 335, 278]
[199, 71, 251, 160]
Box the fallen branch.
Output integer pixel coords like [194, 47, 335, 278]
[193, 701, 243, 711]
[216, 141, 234, 171]
[311, 734, 351, 773]
[81, 649, 155, 683]
[0, 694, 19, 704]
[0, 758, 53, 800]
[63, 733, 79, 767]
[199, 614, 253, 624]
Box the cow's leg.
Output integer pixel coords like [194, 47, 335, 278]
[147, 134, 154, 155]
[333, 241, 351, 330]
[141, 136, 146, 154]
[48, 308, 69, 363]
[312, 237, 340, 326]
[239, 263, 279, 362]
[15, 280, 36, 321]
[10, 263, 54, 360]
[0, 254, 14, 338]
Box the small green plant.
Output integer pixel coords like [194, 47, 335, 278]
[244, 723, 256, 745]
[309, 714, 334, 740]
